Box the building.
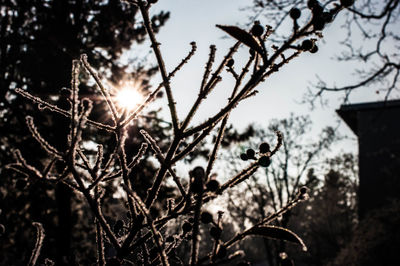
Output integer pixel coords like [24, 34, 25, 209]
[337, 99, 400, 218]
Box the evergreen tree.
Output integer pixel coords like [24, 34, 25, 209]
[0, 1, 168, 264]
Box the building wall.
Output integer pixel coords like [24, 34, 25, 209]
[357, 107, 400, 218]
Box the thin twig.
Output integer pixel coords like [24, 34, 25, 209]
[137, 0, 180, 133]
[28, 222, 45, 266]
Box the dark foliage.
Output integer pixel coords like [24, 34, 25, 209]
[0, 1, 169, 264]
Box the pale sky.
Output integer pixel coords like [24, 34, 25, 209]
[125, 0, 387, 156]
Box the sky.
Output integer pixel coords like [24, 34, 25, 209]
[124, 0, 387, 156]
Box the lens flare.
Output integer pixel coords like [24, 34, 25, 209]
[114, 86, 144, 111]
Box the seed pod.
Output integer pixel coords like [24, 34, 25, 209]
[310, 45, 319, 54]
[200, 211, 213, 224]
[246, 148, 256, 159]
[192, 166, 205, 180]
[240, 153, 249, 161]
[258, 156, 271, 167]
[251, 24, 264, 37]
[301, 39, 313, 51]
[299, 186, 309, 195]
[206, 179, 220, 192]
[226, 59, 235, 67]
[312, 3, 323, 15]
[190, 180, 203, 194]
[182, 221, 192, 233]
[259, 142, 270, 153]
[190, 166, 205, 194]
[210, 226, 222, 239]
[289, 8, 301, 20]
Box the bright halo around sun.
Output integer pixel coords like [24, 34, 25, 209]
[114, 85, 144, 111]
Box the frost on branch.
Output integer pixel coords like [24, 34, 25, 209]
[5, 0, 351, 264]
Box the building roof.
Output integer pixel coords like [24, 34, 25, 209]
[336, 99, 400, 135]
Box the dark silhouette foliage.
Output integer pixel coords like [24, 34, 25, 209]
[0, 0, 169, 264]
[329, 200, 400, 266]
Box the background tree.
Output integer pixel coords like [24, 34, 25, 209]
[221, 114, 340, 265]
[286, 153, 358, 266]
[0, 1, 169, 264]
[249, 0, 400, 102]
[329, 199, 400, 266]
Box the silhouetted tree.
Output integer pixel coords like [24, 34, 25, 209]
[249, 0, 400, 102]
[329, 199, 400, 266]
[0, 1, 168, 264]
[286, 153, 358, 266]
[223, 114, 340, 265]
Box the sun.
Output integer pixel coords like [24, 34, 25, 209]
[114, 86, 144, 111]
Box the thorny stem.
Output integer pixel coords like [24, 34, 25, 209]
[69, 159, 120, 249]
[137, 0, 180, 133]
[95, 188, 106, 266]
[180, 43, 240, 131]
[65, 103, 120, 249]
[223, 195, 304, 248]
[70, 60, 80, 141]
[120, 136, 182, 255]
[123, 184, 170, 266]
[28, 222, 45, 266]
[124, 161, 264, 257]
[183, 67, 265, 138]
[140, 130, 186, 198]
[118, 81, 164, 128]
[117, 130, 137, 228]
[15, 88, 115, 131]
[183, 15, 312, 138]
[217, 162, 259, 193]
[11, 1, 348, 263]
[211, 212, 224, 263]
[169, 41, 197, 78]
[171, 125, 214, 164]
[95, 219, 106, 266]
[200, 45, 217, 93]
[205, 55, 255, 179]
[144, 136, 181, 208]
[80, 54, 119, 125]
[190, 184, 204, 266]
